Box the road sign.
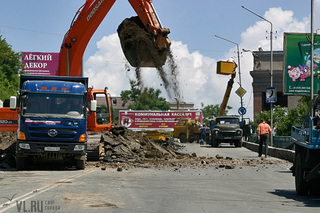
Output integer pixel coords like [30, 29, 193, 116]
[235, 87, 247, 98]
[238, 107, 247, 115]
[266, 87, 277, 103]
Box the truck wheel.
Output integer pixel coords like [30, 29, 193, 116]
[295, 153, 308, 195]
[235, 139, 242, 147]
[76, 159, 85, 170]
[16, 156, 25, 171]
[179, 134, 187, 143]
[211, 138, 218, 147]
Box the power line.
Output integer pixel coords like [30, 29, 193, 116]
[0, 24, 62, 37]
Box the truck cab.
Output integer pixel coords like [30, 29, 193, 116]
[12, 75, 93, 170]
[210, 115, 243, 147]
[173, 119, 201, 143]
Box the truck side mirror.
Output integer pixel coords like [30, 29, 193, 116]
[90, 100, 97, 112]
[10, 96, 17, 110]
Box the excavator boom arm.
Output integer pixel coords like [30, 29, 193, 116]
[59, 0, 170, 77]
[219, 73, 236, 115]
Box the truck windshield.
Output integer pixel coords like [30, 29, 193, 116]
[217, 118, 239, 124]
[22, 93, 85, 118]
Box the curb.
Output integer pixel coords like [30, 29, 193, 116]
[242, 141, 295, 163]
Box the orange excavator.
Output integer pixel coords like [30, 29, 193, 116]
[0, 0, 170, 133]
[59, 0, 171, 77]
[0, 0, 171, 161]
[60, 0, 171, 133]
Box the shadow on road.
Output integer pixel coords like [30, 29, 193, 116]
[271, 189, 320, 207]
[201, 144, 239, 149]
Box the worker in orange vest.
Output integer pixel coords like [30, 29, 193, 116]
[257, 119, 272, 158]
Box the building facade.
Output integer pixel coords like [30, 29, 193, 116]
[249, 50, 301, 118]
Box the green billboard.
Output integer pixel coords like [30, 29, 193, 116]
[284, 33, 320, 95]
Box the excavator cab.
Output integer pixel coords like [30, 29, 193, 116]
[117, 16, 171, 67]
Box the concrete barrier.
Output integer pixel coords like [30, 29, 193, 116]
[242, 141, 295, 163]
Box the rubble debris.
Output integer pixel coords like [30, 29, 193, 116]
[98, 126, 183, 163]
[225, 165, 235, 170]
[0, 128, 289, 170]
[215, 154, 224, 159]
[0, 132, 16, 169]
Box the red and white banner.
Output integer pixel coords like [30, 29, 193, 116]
[119, 110, 202, 131]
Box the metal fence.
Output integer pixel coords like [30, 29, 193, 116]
[248, 134, 293, 150]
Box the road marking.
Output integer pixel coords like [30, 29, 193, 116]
[0, 169, 94, 212]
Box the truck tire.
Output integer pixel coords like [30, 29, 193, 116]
[16, 156, 25, 171]
[179, 134, 187, 143]
[235, 139, 242, 147]
[295, 153, 309, 195]
[211, 138, 218, 147]
[76, 159, 85, 170]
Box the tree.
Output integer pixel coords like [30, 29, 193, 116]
[201, 103, 232, 125]
[254, 96, 309, 136]
[120, 80, 170, 110]
[0, 35, 22, 101]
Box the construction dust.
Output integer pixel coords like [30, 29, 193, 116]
[118, 16, 181, 101]
[156, 50, 181, 100]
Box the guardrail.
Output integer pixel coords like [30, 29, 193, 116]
[242, 140, 295, 162]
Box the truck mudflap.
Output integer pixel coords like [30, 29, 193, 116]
[305, 162, 320, 181]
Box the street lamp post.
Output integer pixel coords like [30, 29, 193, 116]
[242, 6, 274, 146]
[311, 0, 314, 116]
[215, 35, 243, 117]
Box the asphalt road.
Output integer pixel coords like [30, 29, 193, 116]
[1, 143, 320, 213]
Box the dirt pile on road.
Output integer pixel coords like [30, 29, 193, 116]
[0, 128, 289, 171]
[93, 151, 288, 171]
[95, 126, 183, 163]
[0, 131, 16, 152]
[0, 131, 16, 169]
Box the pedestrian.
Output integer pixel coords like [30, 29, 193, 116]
[200, 124, 207, 145]
[257, 119, 272, 158]
[209, 117, 216, 132]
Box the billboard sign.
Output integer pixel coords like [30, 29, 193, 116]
[284, 33, 320, 95]
[21, 52, 59, 76]
[119, 110, 202, 131]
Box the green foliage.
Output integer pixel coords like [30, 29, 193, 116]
[254, 97, 309, 136]
[0, 35, 22, 101]
[201, 103, 232, 125]
[120, 80, 170, 110]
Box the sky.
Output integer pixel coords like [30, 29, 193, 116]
[1, 0, 320, 120]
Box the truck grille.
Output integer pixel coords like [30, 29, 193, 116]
[220, 132, 236, 137]
[28, 127, 77, 139]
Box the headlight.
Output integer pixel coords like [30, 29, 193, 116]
[19, 143, 30, 150]
[214, 130, 219, 135]
[74, 145, 85, 151]
[236, 130, 242, 135]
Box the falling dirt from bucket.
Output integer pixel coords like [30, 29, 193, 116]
[118, 16, 181, 101]
[117, 16, 168, 68]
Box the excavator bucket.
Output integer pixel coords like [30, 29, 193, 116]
[117, 16, 171, 68]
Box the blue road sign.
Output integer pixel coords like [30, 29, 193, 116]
[266, 87, 277, 103]
[238, 107, 247, 115]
